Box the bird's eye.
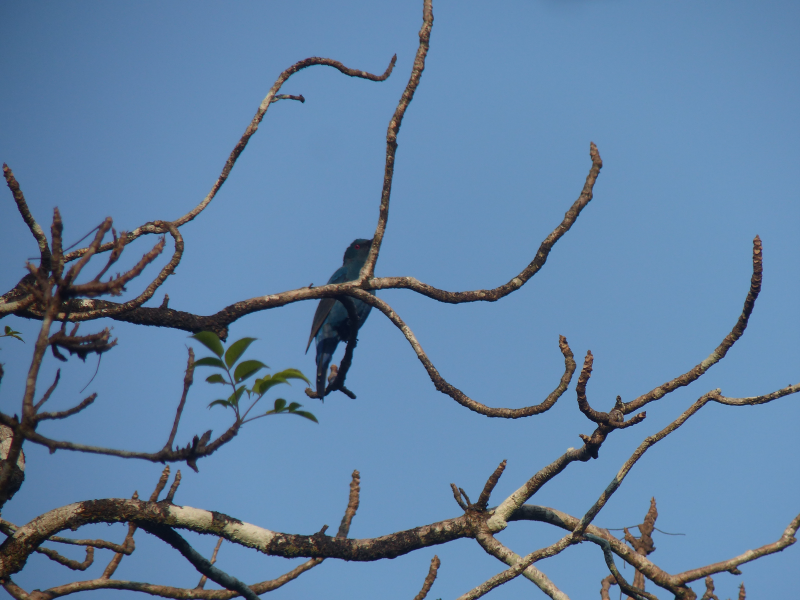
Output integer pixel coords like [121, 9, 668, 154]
[354, 244, 360, 249]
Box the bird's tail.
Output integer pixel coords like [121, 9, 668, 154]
[315, 339, 337, 399]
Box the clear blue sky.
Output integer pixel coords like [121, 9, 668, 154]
[1, 1, 798, 598]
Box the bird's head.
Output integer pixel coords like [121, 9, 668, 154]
[343, 238, 373, 264]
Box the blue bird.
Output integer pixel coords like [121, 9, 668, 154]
[306, 239, 374, 398]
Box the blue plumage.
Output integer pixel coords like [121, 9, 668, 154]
[306, 239, 374, 397]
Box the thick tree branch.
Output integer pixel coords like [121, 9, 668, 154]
[0, 498, 470, 578]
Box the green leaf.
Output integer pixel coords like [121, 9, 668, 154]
[273, 368, 310, 386]
[2, 326, 23, 342]
[205, 373, 226, 384]
[229, 386, 246, 407]
[234, 360, 267, 383]
[293, 410, 319, 423]
[209, 399, 230, 409]
[287, 402, 301, 411]
[193, 357, 226, 369]
[274, 398, 287, 412]
[252, 376, 267, 395]
[224, 337, 257, 368]
[191, 332, 224, 357]
[253, 375, 287, 396]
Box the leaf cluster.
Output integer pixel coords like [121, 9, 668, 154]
[190, 332, 317, 424]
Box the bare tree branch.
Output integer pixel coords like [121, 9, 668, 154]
[624, 236, 763, 414]
[36, 545, 94, 572]
[709, 382, 800, 406]
[672, 511, 799, 586]
[0, 519, 132, 554]
[59, 57, 396, 266]
[194, 537, 223, 590]
[137, 523, 261, 600]
[412, 555, 441, 600]
[3, 164, 50, 271]
[35, 394, 97, 422]
[469, 526, 570, 600]
[347, 291, 577, 417]
[33, 369, 61, 411]
[586, 533, 660, 600]
[165, 349, 195, 451]
[361, 0, 433, 280]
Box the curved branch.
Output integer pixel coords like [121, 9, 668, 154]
[61, 57, 396, 264]
[352, 289, 577, 418]
[624, 236, 763, 414]
[35, 545, 93, 572]
[4, 144, 602, 338]
[368, 142, 603, 302]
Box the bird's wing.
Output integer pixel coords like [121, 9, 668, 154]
[306, 298, 336, 353]
[306, 266, 349, 353]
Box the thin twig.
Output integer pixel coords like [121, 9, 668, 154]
[195, 537, 224, 590]
[361, 0, 434, 280]
[337, 470, 361, 538]
[165, 348, 195, 451]
[35, 393, 97, 422]
[476, 460, 507, 511]
[165, 470, 182, 503]
[413, 555, 441, 600]
[33, 369, 60, 411]
[3, 164, 51, 270]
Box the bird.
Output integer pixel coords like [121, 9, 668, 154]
[306, 239, 375, 398]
